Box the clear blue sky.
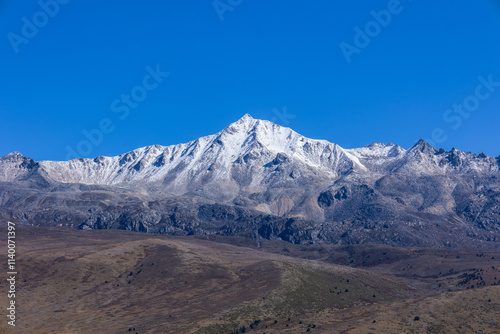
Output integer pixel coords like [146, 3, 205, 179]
[1, 0, 500, 161]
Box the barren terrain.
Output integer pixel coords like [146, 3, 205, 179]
[0, 226, 498, 333]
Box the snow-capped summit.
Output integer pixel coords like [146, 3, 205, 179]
[2, 115, 498, 187]
[20, 115, 361, 188]
[1, 114, 499, 249]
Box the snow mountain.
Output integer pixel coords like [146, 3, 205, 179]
[1, 114, 499, 249]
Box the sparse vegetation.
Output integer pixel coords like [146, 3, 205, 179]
[4, 226, 499, 334]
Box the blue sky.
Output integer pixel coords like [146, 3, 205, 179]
[1, 0, 500, 161]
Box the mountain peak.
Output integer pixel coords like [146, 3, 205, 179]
[242, 113, 254, 119]
[1, 151, 25, 160]
[409, 139, 437, 154]
[236, 113, 255, 124]
[222, 114, 289, 139]
[221, 114, 259, 136]
[413, 139, 427, 146]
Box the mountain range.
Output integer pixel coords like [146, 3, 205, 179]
[1, 114, 499, 249]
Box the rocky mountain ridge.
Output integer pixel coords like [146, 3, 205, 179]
[1, 114, 499, 249]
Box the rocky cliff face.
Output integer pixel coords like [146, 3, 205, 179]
[1, 115, 499, 249]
